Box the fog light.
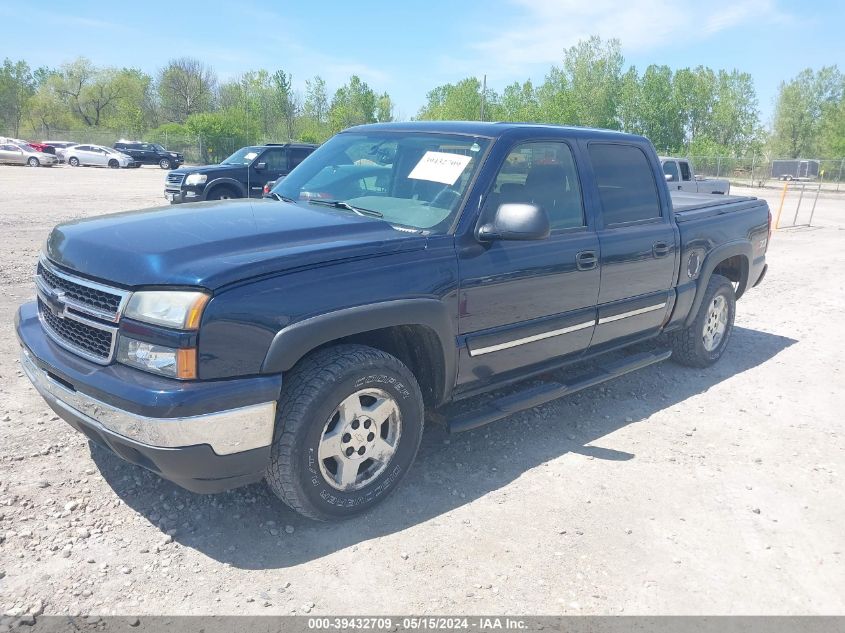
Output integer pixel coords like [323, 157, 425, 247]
[116, 337, 196, 379]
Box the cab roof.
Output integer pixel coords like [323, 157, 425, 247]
[346, 120, 645, 143]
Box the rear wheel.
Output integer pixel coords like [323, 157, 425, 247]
[669, 274, 736, 367]
[68, 157, 80, 167]
[27, 157, 39, 167]
[265, 344, 424, 521]
[159, 158, 171, 169]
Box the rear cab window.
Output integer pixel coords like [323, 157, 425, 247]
[679, 161, 692, 181]
[588, 143, 661, 226]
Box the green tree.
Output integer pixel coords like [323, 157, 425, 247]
[537, 36, 623, 128]
[770, 66, 843, 157]
[500, 80, 540, 122]
[328, 75, 377, 133]
[271, 69, 299, 140]
[0, 58, 35, 135]
[417, 77, 497, 121]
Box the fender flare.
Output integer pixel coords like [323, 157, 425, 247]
[685, 241, 751, 327]
[261, 298, 456, 401]
[202, 177, 246, 199]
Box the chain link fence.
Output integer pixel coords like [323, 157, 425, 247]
[687, 156, 845, 192]
[1, 128, 237, 165]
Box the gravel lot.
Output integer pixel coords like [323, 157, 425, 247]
[0, 165, 843, 618]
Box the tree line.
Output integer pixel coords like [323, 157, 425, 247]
[1, 36, 842, 159]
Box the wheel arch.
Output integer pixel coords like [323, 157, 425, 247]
[261, 299, 456, 407]
[684, 241, 751, 327]
[202, 178, 245, 199]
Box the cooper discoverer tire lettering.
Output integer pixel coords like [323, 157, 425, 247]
[265, 344, 424, 521]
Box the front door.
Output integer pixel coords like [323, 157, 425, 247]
[457, 140, 601, 392]
[251, 148, 289, 197]
[584, 142, 678, 348]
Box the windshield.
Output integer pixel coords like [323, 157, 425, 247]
[222, 146, 261, 165]
[273, 131, 491, 233]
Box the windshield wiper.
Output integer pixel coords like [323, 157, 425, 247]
[266, 191, 297, 203]
[307, 199, 383, 218]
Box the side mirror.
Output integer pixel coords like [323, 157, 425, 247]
[477, 203, 550, 242]
[254, 162, 267, 171]
[665, 173, 674, 181]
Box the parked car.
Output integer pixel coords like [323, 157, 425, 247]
[113, 141, 184, 169]
[26, 142, 56, 156]
[65, 144, 136, 168]
[16, 122, 770, 521]
[164, 143, 317, 203]
[41, 141, 79, 163]
[660, 157, 730, 194]
[0, 142, 58, 167]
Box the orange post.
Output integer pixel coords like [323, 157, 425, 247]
[774, 181, 789, 229]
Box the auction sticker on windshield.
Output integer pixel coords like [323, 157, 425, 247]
[408, 151, 472, 185]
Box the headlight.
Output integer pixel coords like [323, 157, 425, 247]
[124, 290, 209, 329]
[117, 337, 197, 379]
[185, 173, 207, 185]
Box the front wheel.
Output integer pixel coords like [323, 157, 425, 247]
[28, 157, 40, 167]
[159, 158, 171, 169]
[265, 344, 424, 521]
[108, 159, 119, 169]
[669, 274, 736, 367]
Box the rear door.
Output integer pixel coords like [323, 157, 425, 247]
[584, 142, 677, 348]
[457, 139, 600, 391]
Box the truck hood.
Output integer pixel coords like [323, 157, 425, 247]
[172, 163, 240, 178]
[45, 199, 427, 289]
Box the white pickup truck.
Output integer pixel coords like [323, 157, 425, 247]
[660, 157, 730, 195]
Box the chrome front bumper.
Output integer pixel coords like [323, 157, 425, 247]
[21, 347, 275, 456]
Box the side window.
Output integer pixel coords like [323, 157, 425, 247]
[486, 141, 585, 230]
[663, 160, 679, 182]
[288, 148, 311, 170]
[679, 161, 692, 181]
[588, 144, 661, 225]
[261, 149, 287, 170]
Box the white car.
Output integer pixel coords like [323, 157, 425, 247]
[65, 144, 136, 168]
[660, 157, 730, 195]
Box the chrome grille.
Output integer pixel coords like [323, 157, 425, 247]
[38, 262, 121, 314]
[165, 173, 185, 190]
[34, 257, 127, 364]
[35, 257, 128, 323]
[38, 298, 115, 362]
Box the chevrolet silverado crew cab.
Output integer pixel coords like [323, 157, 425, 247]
[17, 122, 769, 521]
[164, 143, 317, 203]
[660, 156, 730, 194]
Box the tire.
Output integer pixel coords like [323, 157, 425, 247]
[68, 157, 79, 167]
[159, 158, 171, 169]
[108, 159, 119, 169]
[669, 274, 736, 368]
[265, 344, 425, 521]
[27, 157, 40, 167]
[206, 186, 238, 200]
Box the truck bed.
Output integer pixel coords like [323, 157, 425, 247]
[670, 191, 767, 222]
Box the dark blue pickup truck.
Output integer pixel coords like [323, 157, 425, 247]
[16, 122, 770, 520]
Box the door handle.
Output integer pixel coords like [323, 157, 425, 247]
[652, 242, 671, 257]
[576, 250, 598, 271]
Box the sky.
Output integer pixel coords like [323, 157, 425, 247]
[1, 0, 843, 126]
